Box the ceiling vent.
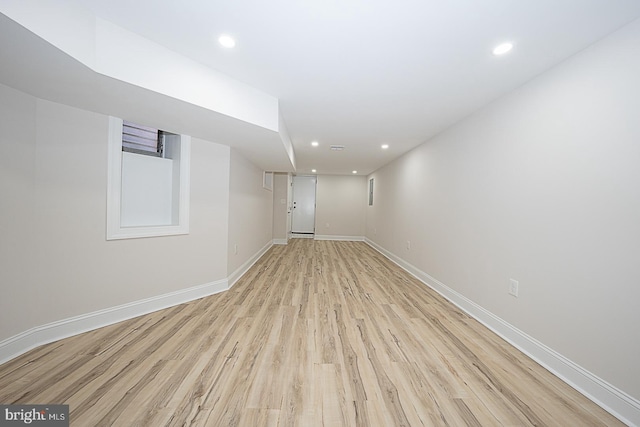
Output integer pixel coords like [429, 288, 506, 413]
[330, 145, 345, 151]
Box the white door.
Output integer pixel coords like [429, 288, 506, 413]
[291, 175, 316, 234]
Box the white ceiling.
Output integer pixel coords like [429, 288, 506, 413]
[6, 1, 640, 175]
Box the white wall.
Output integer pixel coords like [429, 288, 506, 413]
[227, 149, 274, 275]
[315, 175, 366, 239]
[0, 84, 231, 342]
[367, 19, 640, 404]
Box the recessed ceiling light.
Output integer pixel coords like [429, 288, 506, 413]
[218, 34, 236, 49]
[311, 141, 319, 147]
[381, 144, 389, 149]
[352, 170, 357, 174]
[492, 42, 513, 56]
[311, 169, 317, 173]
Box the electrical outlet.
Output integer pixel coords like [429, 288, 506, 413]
[234, 244, 238, 255]
[406, 240, 411, 250]
[326, 223, 330, 228]
[509, 279, 519, 297]
[374, 228, 377, 235]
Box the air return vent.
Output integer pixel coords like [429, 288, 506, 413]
[330, 145, 345, 151]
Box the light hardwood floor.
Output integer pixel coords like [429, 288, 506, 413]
[0, 239, 622, 426]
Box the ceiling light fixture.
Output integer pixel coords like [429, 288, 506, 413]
[352, 170, 357, 174]
[218, 34, 236, 49]
[381, 144, 389, 149]
[311, 141, 319, 147]
[492, 42, 513, 56]
[312, 169, 317, 173]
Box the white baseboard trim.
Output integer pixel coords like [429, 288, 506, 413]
[0, 279, 228, 365]
[314, 235, 365, 241]
[273, 238, 288, 245]
[365, 238, 640, 427]
[0, 241, 274, 367]
[227, 240, 273, 288]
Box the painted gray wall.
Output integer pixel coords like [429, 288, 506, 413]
[0, 83, 37, 339]
[366, 19, 640, 399]
[272, 173, 290, 241]
[227, 149, 274, 275]
[0, 84, 274, 344]
[315, 175, 367, 238]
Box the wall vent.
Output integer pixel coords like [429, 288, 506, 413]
[330, 145, 345, 151]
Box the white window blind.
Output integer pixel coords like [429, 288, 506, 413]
[122, 121, 163, 156]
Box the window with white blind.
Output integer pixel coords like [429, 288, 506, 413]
[107, 117, 191, 240]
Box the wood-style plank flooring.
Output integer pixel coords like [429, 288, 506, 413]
[0, 239, 622, 426]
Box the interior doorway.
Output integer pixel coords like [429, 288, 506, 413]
[291, 175, 316, 235]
